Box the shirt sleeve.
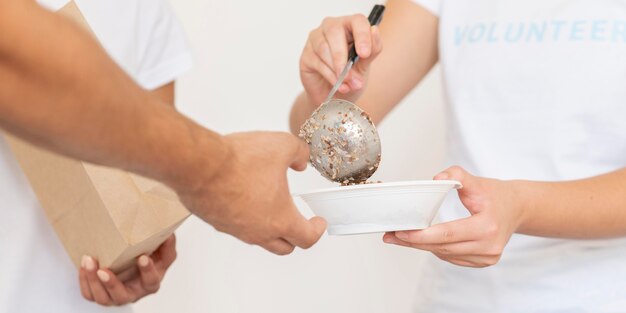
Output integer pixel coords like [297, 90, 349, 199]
[135, 0, 193, 90]
[37, 0, 71, 11]
[411, 0, 441, 16]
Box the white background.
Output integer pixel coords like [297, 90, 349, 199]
[135, 0, 447, 312]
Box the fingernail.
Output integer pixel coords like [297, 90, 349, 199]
[96, 270, 110, 283]
[138, 255, 150, 268]
[82, 256, 95, 271]
[351, 77, 362, 89]
[395, 231, 409, 240]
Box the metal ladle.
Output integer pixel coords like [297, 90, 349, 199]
[299, 5, 385, 184]
[300, 99, 381, 184]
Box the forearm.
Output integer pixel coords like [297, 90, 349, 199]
[0, 1, 228, 190]
[515, 168, 626, 239]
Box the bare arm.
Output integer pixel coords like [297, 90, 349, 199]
[319, 2, 626, 240]
[384, 166, 626, 267]
[293, 0, 626, 266]
[149, 82, 176, 106]
[293, 0, 626, 240]
[0, 1, 325, 255]
[0, 1, 225, 190]
[290, 0, 439, 133]
[516, 168, 626, 238]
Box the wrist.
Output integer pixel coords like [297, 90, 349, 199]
[508, 180, 537, 234]
[163, 118, 232, 194]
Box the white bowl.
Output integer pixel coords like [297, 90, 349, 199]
[297, 180, 462, 235]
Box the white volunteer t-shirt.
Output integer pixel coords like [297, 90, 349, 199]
[410, 0, 626, 312]
[0, 1, 192, 312]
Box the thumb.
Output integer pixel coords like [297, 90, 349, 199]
[352, 26, 383, 75]
[434, 166, 484, 214]
[344, 27, 382, 93]
[290, 136, 311, 172]
[434, 165, 481, 195]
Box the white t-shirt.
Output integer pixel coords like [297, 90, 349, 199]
[0, 1, 192, 312]
[410, 0, 626, 312]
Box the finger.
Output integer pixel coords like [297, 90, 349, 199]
[344, 71, 364, 92]
[383, 233, 486, 261]
[96, 269, 132, 305]
[384, 234, 499, 267]
[262, 238, 296, 256]
[383, 232, 416, 247]
[338, 83, 351, 94]
[433, 165, 469, 181]
[302, 42, 339, 88]
[397, 241, 486, 256]
[348, 26, 381, 92]
[309, 31, 337, 80]
[82, 256, 112, 306]
[115, 265, 139, 283]
[353, 26, 382, 75]
[434, 166, 489, 215]
[347, 14, 374, 59]
[436, 254, 500, 268]
[394, 217, 479, 245]
[78, 268, 94, 301]
[138, 255, 161, 293]
[289, 135, 311, 171]
[283, 215, 327, 249]
[322, 19, 349, 74]
[435, 255, 477, 267]
[434, 165, 476, 191]
[153, 235, 177, 271]
[371, 26, 384, 56]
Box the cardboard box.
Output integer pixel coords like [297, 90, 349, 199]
[2, 1, 190, 273]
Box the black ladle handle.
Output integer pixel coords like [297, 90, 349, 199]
[348, 4, 386, 63]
